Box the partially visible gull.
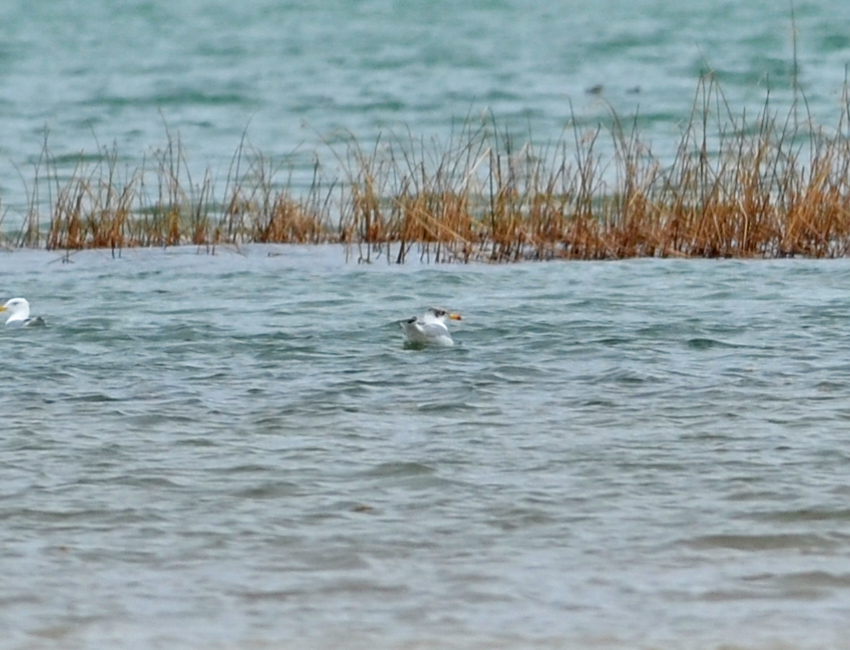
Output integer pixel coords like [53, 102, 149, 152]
[400, 307, 462, 347]
[1, 298, 45, 327]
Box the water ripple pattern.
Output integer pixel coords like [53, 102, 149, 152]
[2, 248, 850, 648]
[0, 0, 848, 212]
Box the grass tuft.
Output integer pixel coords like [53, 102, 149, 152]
[7, 76, 850, 262]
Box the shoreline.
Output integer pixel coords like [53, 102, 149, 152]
[4, 77, 850, 263]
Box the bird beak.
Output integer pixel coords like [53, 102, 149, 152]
[449, 313, 462, 321]
[0, 306, 6, 312]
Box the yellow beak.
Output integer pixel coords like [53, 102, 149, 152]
[448, 313, 462, 321]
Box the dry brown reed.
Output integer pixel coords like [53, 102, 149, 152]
[7, 75, 850, 261]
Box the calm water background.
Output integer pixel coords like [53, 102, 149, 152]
[3, 1, 850, 649]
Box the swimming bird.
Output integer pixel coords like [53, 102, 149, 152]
[400, 307, 462, 347]
[0, 298, 45, 327]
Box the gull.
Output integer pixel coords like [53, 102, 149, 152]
[0, 298, 45, 327]
[400, 307, 462, 347]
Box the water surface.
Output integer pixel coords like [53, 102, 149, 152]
[2, 247, 850, 648]
[1, 1, 848, 220]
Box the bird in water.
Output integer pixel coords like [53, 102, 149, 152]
[0, 298, 45, 327]
[400, 307, 462, 347]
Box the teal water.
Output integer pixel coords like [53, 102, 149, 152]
[1, 1, 849, 221]
[3, 248, 850, 649]
[4, 2, 850, 648]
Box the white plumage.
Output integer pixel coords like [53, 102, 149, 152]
[0, 298, 45, 327]
[400, 307, 462, 347]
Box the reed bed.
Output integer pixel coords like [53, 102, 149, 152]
[6, 76, 850, 262]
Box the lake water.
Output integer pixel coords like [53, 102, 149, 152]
[3, 247, 850, 649]
[3, 1, 850, 648]
[1, 1, 850, 223]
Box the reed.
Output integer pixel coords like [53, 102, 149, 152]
[7, 76, 850, 261]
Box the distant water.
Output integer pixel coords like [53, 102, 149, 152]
[1, 1, 850, 223]
[3, 247, 850, 649]
[5, 2, 850, 648]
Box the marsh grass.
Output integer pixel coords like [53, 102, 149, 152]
[7, 75, 850, 261]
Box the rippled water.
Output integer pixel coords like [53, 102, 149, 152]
[4, 1, 850, 647]
[2, 247, 850, 648]
[1, 0, 850, 219]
